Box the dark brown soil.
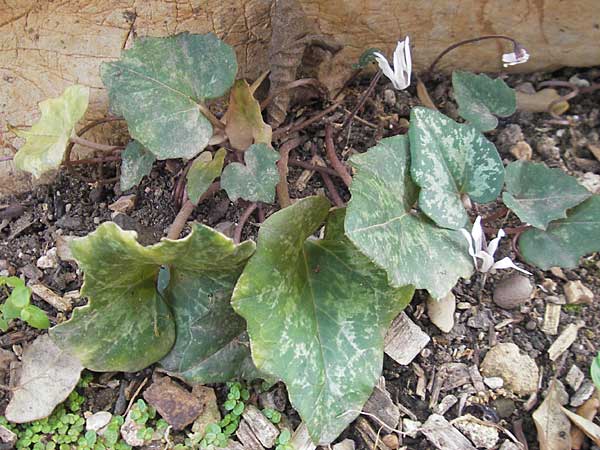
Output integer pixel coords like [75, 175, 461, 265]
[1, 65, 599, 450]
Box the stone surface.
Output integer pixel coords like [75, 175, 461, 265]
[493, 274, 533, 309]
[86, 411, 112, 432]
[565, 365, 585, 391]
[453, 415, 499, 449]
[570, 381, 595, 407]
[427, 291, 456, 333]
[3, 0, 600, 195]
[421, 414, 477, 450]
[480, 343, 539, 396]
[483, 377, 504, 390]
[564, 280, 594, 305]
[142, 376, 203, 431]
[509, 141, 533, 161]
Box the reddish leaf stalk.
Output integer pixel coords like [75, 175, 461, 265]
[324, 124, 352, 187]
[166, 182, 220, 240]
[319, 171, 344, 207]
[272, 102, 342, 138]
[234, 202, 258, 244]
[288, 159, 340, 177]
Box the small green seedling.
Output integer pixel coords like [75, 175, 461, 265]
[0, 276, 49, 331]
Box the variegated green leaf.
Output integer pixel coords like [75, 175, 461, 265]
[186, 149, 226, 204]
[12, 85, 89, 178]
[101, 32, 237, 160]
[50, 222, 255, 376]
[503, 160, 591, 230]
[345, 135, 473, 298]
[120, 140, 156, 190]
[221, 143, 280, 203]
[452, 71, 516, 131]
[409, 107, 504, 229]
[519, 195, 600, 270]
[232, 196, 414, 444]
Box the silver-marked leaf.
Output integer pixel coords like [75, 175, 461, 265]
[158, 239, 259, 383]
[101, 33, 237, 160]
[409, 107, 504, 229]
[120, 140, 156, 190]
[452, 71, 516, 131]
[345, 135, 473, 298]
[233, 196, 414, 444]
[50, 222, 254, 374]
[221, 143, 280, 203]
[503, 161, 591, 229]
[12, 85, 89, 178]
[519, 195, 600, 270]
[186, 149, 226, 204]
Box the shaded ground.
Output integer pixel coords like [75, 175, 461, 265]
[1, 66, 599, 449]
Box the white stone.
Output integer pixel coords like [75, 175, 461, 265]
[565, 365, 584, 391]
[427, 292, 456, 333]
[86, 411, 112, 432]
[36, 247, 58, 269]
[483, 377, 504, 390]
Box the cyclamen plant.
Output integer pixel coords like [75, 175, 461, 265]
[7, 32, 600, 444]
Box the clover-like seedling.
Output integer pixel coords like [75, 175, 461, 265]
[0, 276, 50, 331]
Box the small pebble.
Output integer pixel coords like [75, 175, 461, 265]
[564, 280, 594, 305]
[525, 320, 537, 331]
[483, 377, 504, 390]
[509, 141, 533, 160]
[493, 274, 533, 309]
[570, 380, 595, 407]
[383, 89, 396, 107]
[565, 365, 584, 391]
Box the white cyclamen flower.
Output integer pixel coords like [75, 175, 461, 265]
[502, 45, 530, 67]
[460, 216, 531, 275]
[373, 37, 412, 90]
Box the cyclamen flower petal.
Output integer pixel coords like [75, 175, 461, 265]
[502, 47, 530, 67]
[373, 36, 411, 90]
[460, 215, 530, 275]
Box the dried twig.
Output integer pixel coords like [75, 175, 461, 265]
[288, 159, 340, 177]
[234, 202, 258, 244]
[124, 377, 148, 416]
[272, 102, 342, 138]
[324, 124, 352, 187]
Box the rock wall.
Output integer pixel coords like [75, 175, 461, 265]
[1, 0, 599, 195]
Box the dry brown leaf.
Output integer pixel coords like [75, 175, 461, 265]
[532, 380, 572, 450]
[224, 80, 272, 151]
[516, 89, 569, 115]
[416, 79, 438, 110]
[570, 397, 600, 449]
[562, 405, 600, 446]
[6, 335, 83, 423]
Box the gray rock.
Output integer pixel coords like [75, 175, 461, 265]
[383, 89, 396, 107]
[453, 415, 499, 449]
[565, 365, 584, 391]
[570, 380, 595, 407]
[493, 274, 533, 309]
[480, 343, 539, 396]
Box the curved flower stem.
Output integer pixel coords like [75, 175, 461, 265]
[319, 170, 344, 207]
[339, 70, 382, 133]
[427, 35, 520, 74]
[166, 182, 220, 240]
[234, 202, 258, 244]
[0, 155, 13, 162]
[260, 78, 325, 110]
[276, 137, 303, 208]
[64, 116, 124, 164]
[324, 124, 352, 187]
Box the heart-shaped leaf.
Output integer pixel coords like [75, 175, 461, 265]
[518, 195, 600, 270]
[503, 161, 591, 229]
[221, 143, 280, 203]
[11, 85, 89, 178]
[101, 32, 237, 160]
[50, 222, 255, 375]
[224, 80, 272, 151]
[345, 135, 473, 298]
[232, 196, 414, 444]
[120, 140, 156, 190]
[186, 149, 226, 204]
[409, 107, 504, 229]
[452, 71, 516, 131]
